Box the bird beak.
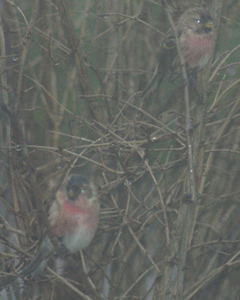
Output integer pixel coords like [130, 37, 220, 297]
[68, 189, 75, 199]
[204, 21, 213, 29]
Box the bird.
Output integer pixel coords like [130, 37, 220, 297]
[20, 174, 100, 277]
[141, 7, 214, 97]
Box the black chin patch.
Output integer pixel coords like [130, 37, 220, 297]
[204, 27, 213, 33]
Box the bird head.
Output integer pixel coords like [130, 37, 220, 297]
[178, 8, 213, 35]
[65, 175, 89, 201]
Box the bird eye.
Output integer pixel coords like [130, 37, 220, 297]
[80, 185, 88, 194]
[195, 18, 201, 24]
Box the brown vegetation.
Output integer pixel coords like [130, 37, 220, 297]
[1, 0, 240, 299]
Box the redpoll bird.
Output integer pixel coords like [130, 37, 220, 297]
[141, 7, 214, 96]
[20, 174, 99, 277]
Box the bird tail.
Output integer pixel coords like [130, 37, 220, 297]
[20, 238, 52, 278]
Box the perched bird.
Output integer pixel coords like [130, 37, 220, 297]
[141, 7, 214, 96]
[20, 174, 99, 277]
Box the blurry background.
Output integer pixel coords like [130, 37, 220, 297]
[0, 0, 240, 299]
